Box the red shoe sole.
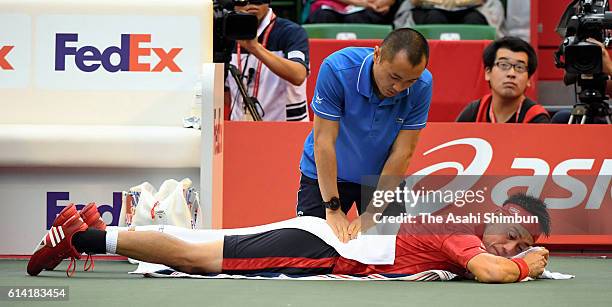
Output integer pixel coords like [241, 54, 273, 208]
[80, 202, 107, 231]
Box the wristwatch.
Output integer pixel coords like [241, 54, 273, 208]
[323, 197, 341, 211]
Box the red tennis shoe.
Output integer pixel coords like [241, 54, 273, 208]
[79, 202, 106, 271]
[41, 203, 108, 273]
[41, 204, 79, 272]
[27, 204, 87, 277]
[80, 202, 106, 231]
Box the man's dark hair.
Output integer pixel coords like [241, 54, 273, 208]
[503, 193, 551, 237]
[483, 36, 538, 77]
[380, 28, 429, 67]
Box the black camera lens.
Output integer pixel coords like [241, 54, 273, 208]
[566, 43, 602, 74]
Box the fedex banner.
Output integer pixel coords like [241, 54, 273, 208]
[0, 167, 200, 255]
[37, 15, 200, 91]
[0, 0, 213, 126]
[0, 14, 31, 89]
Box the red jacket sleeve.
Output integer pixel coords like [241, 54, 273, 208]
[440, 234, 488, 269]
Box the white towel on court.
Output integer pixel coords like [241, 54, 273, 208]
[120, 219, 574, 281]
[131, 265, 460, 281]
[512, 246, 575, 281]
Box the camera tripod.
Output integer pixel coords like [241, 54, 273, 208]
[226, 63, 263, 121]
[568, 101, 612, 124]
[566, 73, 612, 124]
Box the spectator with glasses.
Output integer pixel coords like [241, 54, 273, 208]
[456, 37, 550, 123]
[225, 0, 310, 121]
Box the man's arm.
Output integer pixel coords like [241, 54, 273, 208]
[351, 75, 431, 235]
[313, 115, 340, 203]
[313, 115, 351, 243]
[236, 40, 307, 86]
[466, 249, 549, 283]
[587, 38, 612, 74]
[586, 38, 612, 97]
[375, 129, 421, 197]
[350, 130, 421, 236]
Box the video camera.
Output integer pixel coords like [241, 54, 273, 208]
[554, 0, 612, 123]
[555, 0, 612, 75]
[213, 0, 258, 63]
[212, 0, 264, 120]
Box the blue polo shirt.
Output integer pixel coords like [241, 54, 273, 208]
[299, 47, 433, 184]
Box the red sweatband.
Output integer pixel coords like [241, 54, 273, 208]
[500, 204, 542, 242]
[511, 258, 530, 282]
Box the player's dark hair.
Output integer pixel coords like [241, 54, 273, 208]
[503, 193, 551, 236]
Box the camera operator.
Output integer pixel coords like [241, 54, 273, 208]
[552, 37, 612, 123]
[225, 0, 310, 121]
[587, 38, 612, 94]
[551, 0, 612, 124]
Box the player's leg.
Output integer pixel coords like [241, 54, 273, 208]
[75, 228, 339, 275]
[72, 228, 223, 274]
[116, 228, 340, 275]
[116, 231, 223, 273]
[87, 228, 339, 275]
[29, 203, 339, 276]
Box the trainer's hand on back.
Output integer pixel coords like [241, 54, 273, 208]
[347, 218, 361, 241]
[326, 210, 350, 243]
[350, 212, 377, 238]
[522, 248, 549, 278]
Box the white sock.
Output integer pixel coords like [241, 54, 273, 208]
[105, 230, 118, 254]
[105, 226, 129, 232]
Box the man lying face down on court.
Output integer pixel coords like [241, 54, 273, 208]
[28, 193, 550, 283]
